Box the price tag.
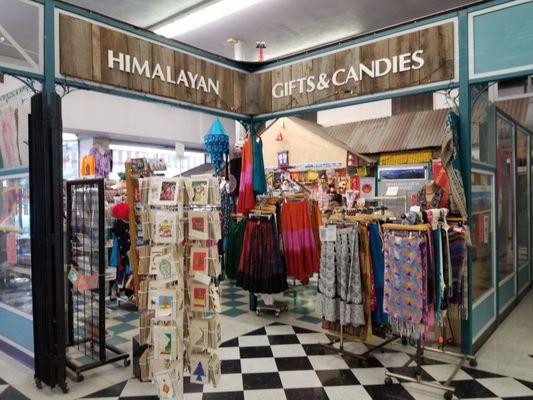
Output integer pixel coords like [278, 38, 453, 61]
[319, 225, 337, 242]
[175, 142, 185, 159]
[385, 186, 399, 196]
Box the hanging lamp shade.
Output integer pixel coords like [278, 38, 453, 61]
[203, 117, 229, 173]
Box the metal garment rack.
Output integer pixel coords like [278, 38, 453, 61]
[385, 337, 477, 400]
[65, 179, 130, 382]
[381, 222, 477, 400]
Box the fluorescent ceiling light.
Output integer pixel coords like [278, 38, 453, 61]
[155, 0, 264, 37]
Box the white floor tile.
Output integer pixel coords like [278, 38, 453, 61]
[308, 355, 350, 370]
[183, 393, 203, 400]
[279, 370, 322, 388]
[421, 364, 473, 382]
[352, 367, 397, 385]
[477, 377, 533, 398]
[120, 379, 156, 396]
[202, 373, 243, 393]
[402, 382, 450, 400]
[341, 340, 370, 355]
[244, 388, 287, 400]
[239, 335, 270, 347]
[271, 344, 306, 358]
[241, 357, 278, 373]
[217, 346, 240, 360]
[265, 325, 295, 335]
[373, 351, 413, 368]
[325, 385, 372, 400]
[296, 332, 330, 344]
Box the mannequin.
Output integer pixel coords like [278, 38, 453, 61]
[418, 180, 446, 211]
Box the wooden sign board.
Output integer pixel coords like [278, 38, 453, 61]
[249, 20, 456, 115]
[59, 13, 455, 117]
[59, 13, 247, 115]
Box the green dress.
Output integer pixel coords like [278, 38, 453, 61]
[225, 218, 246, 279]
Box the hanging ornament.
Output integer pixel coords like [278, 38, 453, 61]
[203, 118, 229, 174]
[256, 42, 266, 62]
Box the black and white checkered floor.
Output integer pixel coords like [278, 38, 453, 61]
[74, 322, 533, 400]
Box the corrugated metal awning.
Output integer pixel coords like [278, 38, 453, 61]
[326, 109, 449, 154]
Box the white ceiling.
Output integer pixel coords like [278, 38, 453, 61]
[64, 0, 482, 61]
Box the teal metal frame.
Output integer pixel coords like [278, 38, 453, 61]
[0, 0, 532, 358]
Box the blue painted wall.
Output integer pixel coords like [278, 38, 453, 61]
[499, 278, 516, 310]
[0, 306, 33, 352]
[472, 292, 496, 339]
[472, 1, 533, 75]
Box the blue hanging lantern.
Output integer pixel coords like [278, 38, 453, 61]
[204, 118, 229, 173]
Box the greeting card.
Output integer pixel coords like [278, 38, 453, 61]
[208, 353, 221, 387]
[153, 369, 179, 400]
[190, 247, 208, 276]
[153, 325, 179, 360]
[189, 353, 210, 384]
[190, 282, 209, 312]
[78, 274, 98, 290]
[189, 318, 209, 352]
[208, 316, 222, 349]
[154, 211, 178, 244]
[154, 254, 179, 283]
[156, 178, 179, 206]
[188, 211, 208, 240]
[190, 177, 209, 205]
[155, 288, 177, 319]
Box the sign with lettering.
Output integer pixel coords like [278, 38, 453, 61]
[58, 13, 247, 115]
[246, 20, 456, 115]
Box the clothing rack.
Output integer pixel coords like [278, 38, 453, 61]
[317, 214, 399, 367]
[381, 223, 476, 400]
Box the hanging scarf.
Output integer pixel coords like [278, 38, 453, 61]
[237, 136, 256, 214]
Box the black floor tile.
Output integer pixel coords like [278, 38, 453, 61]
[220, 337, 239, 347]
[83, 380, 128, 398]
[240, 346, 273, 358]
[501, 397, 533, 400]
[120, 397, 158, 400]
[364, 383, 416, 400]
[316, 369, 360, 386]
[221, 359, 241, 374]
[244, 327, 267, 336]
[292, 325, 316, 334]
[184, 376, 204, 393]
[461, 366, 504, 379]
[302, 343, 339, 356]
[242, 372, 283, 390]
[0, 387, 30, 400]
[202, 392, 244, 400]
[269, 322, 286, 326]
[268, 334, 300, 345]
[342, 354, 384, 368]
[518, 379, 533, 391]
[275, 356, 313, 371]
[448, 379, 497, 398]
[284, 387, 328, 400]
[387, 366, 434, 382]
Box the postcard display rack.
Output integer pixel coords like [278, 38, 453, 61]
[136, 175, 222, 399]
[65, 179, 130, 382]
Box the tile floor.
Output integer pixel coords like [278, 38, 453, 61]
[0, 280, 533, 399]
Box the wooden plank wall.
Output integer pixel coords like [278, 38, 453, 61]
[253, 21, 455, 115]
[59, 14, 454, 117]
[59, 14, 247, 115]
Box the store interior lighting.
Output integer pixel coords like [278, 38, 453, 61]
[154, 0, 264, 38]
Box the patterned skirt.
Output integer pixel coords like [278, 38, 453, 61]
[236, 219, 288, 294]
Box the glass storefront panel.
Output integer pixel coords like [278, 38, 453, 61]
[496, 115, 515, 284]
[516, 129, 529, 273]
[0, 174, 31, 315]
[471, 171, 495, 301]
[471, 85, 496, 165]
[0, 0, 43, 74]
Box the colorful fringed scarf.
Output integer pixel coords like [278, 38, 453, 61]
[383, 232, 427, 338]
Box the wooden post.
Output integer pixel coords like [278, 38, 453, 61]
[125, 161, 140, 304]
